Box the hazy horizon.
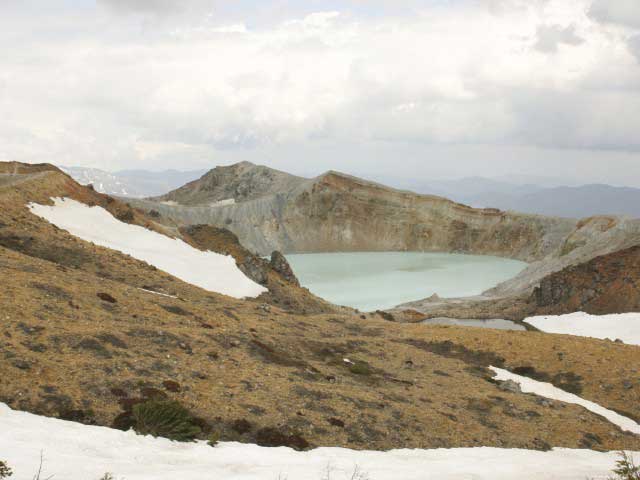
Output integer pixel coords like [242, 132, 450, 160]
[58, 160, 633, 190]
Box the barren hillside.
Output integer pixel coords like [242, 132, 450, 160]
[129, 163, 640, 310]
[1, 162, 639, 452]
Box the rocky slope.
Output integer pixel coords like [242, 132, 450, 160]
[2, 161, 640, 452]
[137, 165, 575, 263]
[0, 165, 335, 317]
[396, 244, 640, 322]
[531, 245, 640, 316]
[155, 161, 305, 206]
[178, 224, 338, 315]
[129, 162, 640, 306]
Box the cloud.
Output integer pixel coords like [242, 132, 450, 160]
[534, 24, 584, 52]
[480, 0, 551, 16]
[1, 0, 640, 183]
[97, 0, 212, 15]
[588, 0, 640, 29]
[630, 35, 640, 62]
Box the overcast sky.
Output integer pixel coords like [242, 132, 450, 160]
[1, 0, 640, 185]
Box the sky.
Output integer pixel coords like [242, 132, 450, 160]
[1, 0, 640, 185]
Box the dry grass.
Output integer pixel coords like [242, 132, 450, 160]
[1, 168, 639, 453]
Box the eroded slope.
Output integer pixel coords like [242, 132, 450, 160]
[156, 161, 306, 206]
[0, 162, 639, 452]
[397, 245, 640, 321]
[130, 164, 640, 308]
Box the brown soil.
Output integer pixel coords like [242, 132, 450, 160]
[1, 162, 639, 452]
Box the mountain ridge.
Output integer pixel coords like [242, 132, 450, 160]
[127, 162, 640, 317]
[155, 161, 306, 206]
[61, 164, 640, 219]
[5, 161, 639, 452]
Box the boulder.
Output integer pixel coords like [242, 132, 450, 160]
[270, 251, 299, 286]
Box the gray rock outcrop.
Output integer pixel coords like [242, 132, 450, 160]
[127, 162, 640, 305]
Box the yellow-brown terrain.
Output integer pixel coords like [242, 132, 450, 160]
[1, 162, 639, 453]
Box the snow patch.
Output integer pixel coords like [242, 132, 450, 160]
[490, 367, 640, 434]
[0, 403, 635, 480]
[210, 198, 235, 207]
[524, 312, 640, 346]
[28, 198, 266, 299]
[137, 288, 178, 299]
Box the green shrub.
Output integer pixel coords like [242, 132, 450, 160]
[349, 361, 372, 376]
[131, 400, 201, 442]
[609, 451, 640, 480]
[207, 431, 221, 447]
[0, 461, 12, 479]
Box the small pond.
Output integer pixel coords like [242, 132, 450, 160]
[421, 318, 526, 331]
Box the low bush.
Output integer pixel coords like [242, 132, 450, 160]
[131, 399, 201, 442]
[255, 427, 309, 451]
[231, 418, 253, 435]
[609, 451, 640, 480]
[207, 431, 221, 447]
[349, 361, 372, 376]
[0, 461, 12, 479]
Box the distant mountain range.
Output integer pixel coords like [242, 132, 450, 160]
[60, 166, 207, 198]
[60, 166, 640, 218]
[460, 184, 640, 218]
[420, 180, 640, 219]
[403, 177, 542, 203]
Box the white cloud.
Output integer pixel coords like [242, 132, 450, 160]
[534, 24, 584, 52]
[285, 11, 341, 29]
[0, 0, 639, 182]
[209, 24, 248, 34]
[630, 35, 640, 62]
[97, 0, 212, 15]
[588, 0, 640, 29]
[482, 0, 550, 16]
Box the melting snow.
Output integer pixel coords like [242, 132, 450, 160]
[524, 312, 640, 346]
[490, 367, 640, 434]
[0, 403, 635, 480]
[137, 288, 178, 299]
[210, 198, 236, 207]
[28, 198, 267, 299]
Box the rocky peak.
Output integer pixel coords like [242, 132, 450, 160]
[270, 251, 299, 286]
[156, 162, 306, 206]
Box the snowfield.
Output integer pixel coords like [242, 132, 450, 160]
[490, 367, 640, 434]
[0, 403, 636, 480]
[525, 312, 640, 346]
[28, 198, 267, 299]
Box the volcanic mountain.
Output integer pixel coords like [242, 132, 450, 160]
[1, 161, 639, 453]
[130, 162, 640, 317]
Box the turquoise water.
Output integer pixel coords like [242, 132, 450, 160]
[285, 252, 527, 312]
